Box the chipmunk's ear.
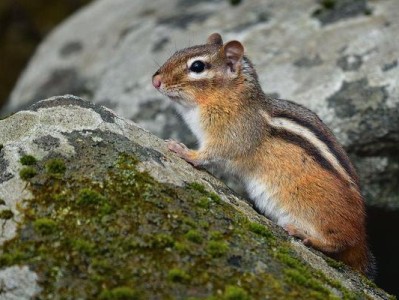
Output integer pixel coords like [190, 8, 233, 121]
[223, 41, 244, 72]
[207, 33, 223, 46]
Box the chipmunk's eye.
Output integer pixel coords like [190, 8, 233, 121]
[189, 60, 205, 73]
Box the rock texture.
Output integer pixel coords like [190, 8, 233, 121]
[0, 96, 392, 299]
[3, 0, 399, 208]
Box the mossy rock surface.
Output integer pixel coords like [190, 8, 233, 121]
[0, 96, 393, 299]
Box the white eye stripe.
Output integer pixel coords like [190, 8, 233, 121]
[186, 55, 214, 80]
[188, 70, 211, 79]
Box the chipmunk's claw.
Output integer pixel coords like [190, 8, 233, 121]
[166, 139, 201, 167]
[166, 139, 189, 156]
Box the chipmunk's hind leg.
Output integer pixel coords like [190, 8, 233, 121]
[283, 224, 342, 253]
[283, 224, 308, 240]
[302, 236, 343, 253]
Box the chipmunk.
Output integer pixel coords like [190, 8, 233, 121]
[152, 33, 374, 277]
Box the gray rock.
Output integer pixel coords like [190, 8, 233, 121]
[0, 266, 41, 300]
[3, 0, 399, 208]
[0, 96, 392, 299]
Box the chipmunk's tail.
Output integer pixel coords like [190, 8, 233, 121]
[336, 243, 376, 279]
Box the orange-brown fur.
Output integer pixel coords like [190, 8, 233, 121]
[153, 33, 374, 277]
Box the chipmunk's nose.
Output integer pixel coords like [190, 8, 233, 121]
[152, 72, 162, 89]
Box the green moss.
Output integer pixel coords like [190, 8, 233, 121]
[0, 250, 26, 265]
[168, 268, 190, 283]
[188, 182, 222, 205]
[19, 166, 37, 180]
[33, 218, 57, 235]
[187, 182, 207, 193]
[77, 188, 106, 205]
[52, 193, 68, 202]
[326, 278, 357, 300]
[0, 153, 374, 299]
[182, 216, 197, 228]
[248, 222, 273, 240]
[207, 240, 229, 257]
[20, 155, 37, 166]
[174, 242, 190, 253]
[0, 209, 14, 219]
[185, 229, 203, 244]
[223, 285, 249, 300]
[275, 247, 355, 300]
[99, 287, 139, 300]
[325, 256, 346, 271]
[151, 233, 174, 248]
[0, 198, 5, 205]
[275, 247, 304, 269]
[209, 192, 222, 204]
[210, 231, 223, 241]
[197, 196, 211, 208]
[45, 158, 66, 175]
[284, 269, 330, 296]
[198, 220, 209, 229]
[71, 239, 95, 255]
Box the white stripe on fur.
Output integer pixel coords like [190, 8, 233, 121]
[260, 111, 351, 182]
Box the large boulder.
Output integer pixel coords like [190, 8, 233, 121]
[0, 96, 392, 299]
[3, 0, 399, 208]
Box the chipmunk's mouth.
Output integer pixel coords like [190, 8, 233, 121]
[164, 93, 180, 102]
[168, 96, 187, 106]
[158, 88, 195, 107]
[163, 90, 180, 99]
[161, 89, 184, 102]
[167, 95, 179, 100]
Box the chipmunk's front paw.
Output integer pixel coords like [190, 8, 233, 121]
[166, 140, 201, 167]
[166, 139, 189, 156]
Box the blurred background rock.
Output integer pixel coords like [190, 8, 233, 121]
[0, 0, 91, 108]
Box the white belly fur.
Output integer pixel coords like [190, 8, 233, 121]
[175, 105, 205, 148]
[245, 177, 321, 240]
[245, 177, 291, 227]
